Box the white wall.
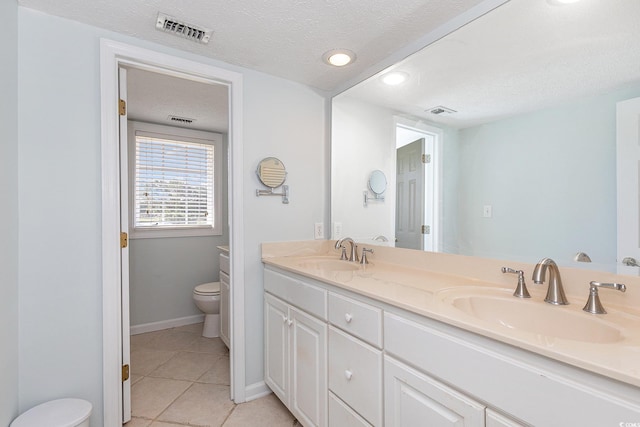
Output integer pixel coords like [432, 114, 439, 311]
[332, 96, 395, 243]
[0, 0, 19, 424]
[17, 7, 327, 425]
[243, 72, 327, 384]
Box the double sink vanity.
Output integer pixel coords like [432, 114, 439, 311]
[262, 240, 640, 426]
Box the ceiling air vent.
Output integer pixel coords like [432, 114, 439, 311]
[168, 115, 196, 125]
[156, 13, 212, 44]
[426, 106, 457, 115]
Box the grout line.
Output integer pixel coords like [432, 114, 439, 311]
[219, 402, 238, 426]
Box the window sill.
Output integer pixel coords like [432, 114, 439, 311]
[130, 227, 221, 239]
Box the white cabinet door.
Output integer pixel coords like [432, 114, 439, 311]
[384, 356, 485, 427]
[219, 270, 230, 348]
[290, 306, 328, 427]
[264, 293, 290, 405]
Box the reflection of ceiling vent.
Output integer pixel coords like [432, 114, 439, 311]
[168, 115, 196, 125]
[426, 105, 457, 115]
[156, 13, 212, 44]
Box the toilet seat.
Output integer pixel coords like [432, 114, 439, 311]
[11, 398, 92, 427]
[194, 281, 220, 296]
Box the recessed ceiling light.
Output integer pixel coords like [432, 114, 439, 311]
[323, 49, 356, 67]
[381, 71, 409, 86]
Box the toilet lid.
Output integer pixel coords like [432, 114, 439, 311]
[11, 398, 92, 427]
[194, 281, 220, 295]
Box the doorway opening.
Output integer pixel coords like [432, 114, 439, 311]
[122, 65, 231, 423]
[100, 39, 245, 426]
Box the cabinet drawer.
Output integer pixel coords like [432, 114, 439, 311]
[220, 252, 230, 275]
[329, 392, 372, 427]
[328, 326, 382, 426]
[328, 292, 382, 348]
[265, 268, 327, 320]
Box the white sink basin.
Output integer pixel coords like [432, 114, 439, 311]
[441, 288, 623, 344]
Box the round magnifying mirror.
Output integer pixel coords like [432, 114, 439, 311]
[368, 170, 387, 197]
[257, 157, 287, 188]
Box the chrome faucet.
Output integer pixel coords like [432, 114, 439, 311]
[532, 257, 569, 305]
[335, 237, 359, 262]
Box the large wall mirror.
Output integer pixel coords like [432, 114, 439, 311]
[332, 0, 640, 274]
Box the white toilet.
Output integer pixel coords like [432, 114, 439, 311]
[193, 281, 221, 338]
[11, 398, 92, 427]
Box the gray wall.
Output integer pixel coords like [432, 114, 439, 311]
[17, 7, 327, 426]
[129, 137, 229, 327]
[455, 86, 640, 265]
[0, 0, 19, 424]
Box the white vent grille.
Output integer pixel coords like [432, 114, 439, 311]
[426, 105, 457, 115]
[168, 115, 196, 125]
[156, 13, 212, 44]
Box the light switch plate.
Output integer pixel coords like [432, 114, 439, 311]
[314, 222, 324, 239]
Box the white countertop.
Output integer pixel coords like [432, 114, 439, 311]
[262, 240, 640, 388]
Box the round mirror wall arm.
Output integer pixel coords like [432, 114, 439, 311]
[363, 190, 385, 207]
[364, 169, 387, 207]
[256, 157, 290, 204]
[256, 186, 289, 204]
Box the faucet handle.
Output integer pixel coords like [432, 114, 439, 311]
[338, 245, 348, 260]
[501, 267, 531, 298]
[360, 247, 374, 265]
[582, 281, 626, 314]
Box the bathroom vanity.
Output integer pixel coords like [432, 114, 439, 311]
[262, 241, 640, 427]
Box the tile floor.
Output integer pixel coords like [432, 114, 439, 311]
[126, 323, 297, 427]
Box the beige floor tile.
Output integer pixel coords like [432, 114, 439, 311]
[173, 322, 205, 334]
[130, 330, 169, 349]
[197, 355, 230, 385]
[124, 417, 152, 427]
[131, 373, 144, 386]
[149, 422, 187, 427]
[149, 351, 216, 381]
[158, 383, 235, 427]
[131, 348, 177, 376]
[185, 336, 229, 355]
[132, 329, 200, 351]
[131, 377, 192, 419]
[223, 394, 295, 427]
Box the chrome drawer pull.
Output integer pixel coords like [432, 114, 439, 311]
[345, 313, 353, 323]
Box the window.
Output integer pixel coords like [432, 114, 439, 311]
[129, 122, 223, 238]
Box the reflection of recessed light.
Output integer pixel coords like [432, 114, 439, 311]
[323, 49, 356, 67]
[381, 71, 409, 86]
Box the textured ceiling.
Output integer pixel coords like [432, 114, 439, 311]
[126, 67, 229, 133]
[17, 0, 488, 92]
[343, 0, 640, 128]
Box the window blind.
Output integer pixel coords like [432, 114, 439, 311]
[134, 134, 215, 229]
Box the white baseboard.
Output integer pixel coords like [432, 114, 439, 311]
[130, 314, 205, 335]
[244, 381, 271, 402]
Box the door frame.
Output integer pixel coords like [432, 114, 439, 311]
[100, 39, 246, 426]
